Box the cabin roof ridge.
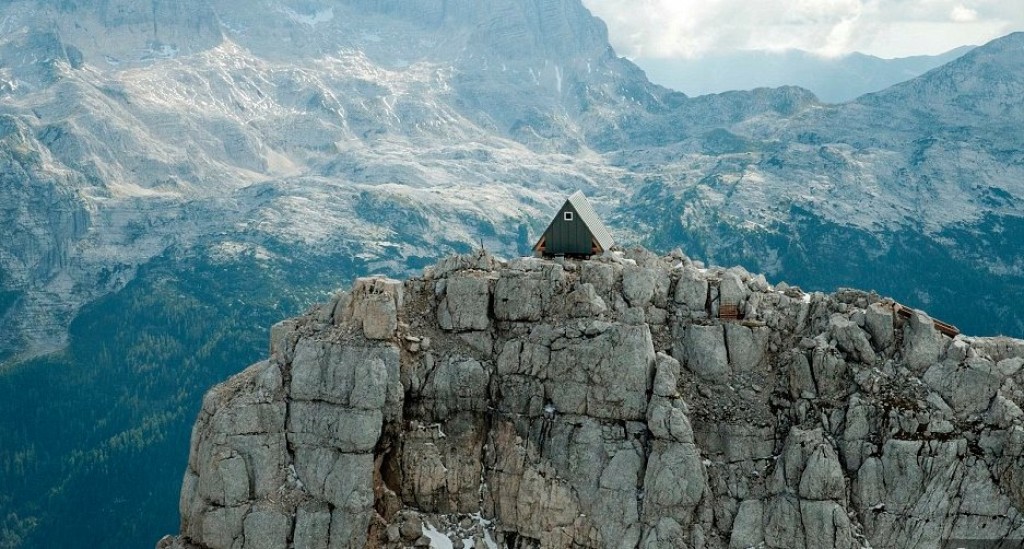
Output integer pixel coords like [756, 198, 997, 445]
[566, 191, 614, 252]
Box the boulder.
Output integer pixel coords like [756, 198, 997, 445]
[580, 261, 617, 296]
[810, 347, 851, 399]
[678, 324, 729, 380]
[865, 303, 895, 351]
[494, 274, 546, 321]
[420, 357, 490, 418]
[724, 323, 767, 372]
[241, 508, 290, 549]
[830, 314, 876, 364]
[546, 323, 656, 420]
[922, 357, 1001, 417]
[269, 318, 300, 362]
[438, 275, 491, 331]
[289, 340, 398, 411]
[798, 443, 846, 501]
[729, 499, 764, 549]
[293, 505, 332, 549]
[799, 500, 857, 549]
[640, 517, 687, 549]
[642, 440, 706, 524]
[788, 352, 816, 399]
[348, 277, 404, 340]
[561, 283, 607, 317]
[287, 401, 382, 452]
[653, 352, 680, 398]
[623, 266, 670, 308]
[719, 272, 748, 307]
[623, 266, 659, 308]
[902, 310, 942, 371]
[674, 268, 708, 312]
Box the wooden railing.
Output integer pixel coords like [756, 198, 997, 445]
[892, 303, 960, 337]
[719, 303, 742, 320]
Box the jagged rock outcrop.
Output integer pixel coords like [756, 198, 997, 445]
[160, 249, 1024, 548]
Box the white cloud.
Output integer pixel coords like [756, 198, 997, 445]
[950, 5, 979, 22]
[582, 0, 1023, 59]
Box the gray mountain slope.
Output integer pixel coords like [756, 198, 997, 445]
[0, 1, 1021, 362]
[617, 33, 1024, 336]
[0, 0, 812, 362]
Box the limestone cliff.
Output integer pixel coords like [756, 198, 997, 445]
[159, 250, 1024, 548]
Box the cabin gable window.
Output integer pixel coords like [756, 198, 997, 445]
[564, 211, 574, 221]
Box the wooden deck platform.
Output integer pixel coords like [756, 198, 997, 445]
[892, 303, 960, 337]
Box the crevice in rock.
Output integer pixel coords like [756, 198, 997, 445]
[324, 502, 335, 547]
[807, 350, 821, 401]
[723, 324, 733, 367]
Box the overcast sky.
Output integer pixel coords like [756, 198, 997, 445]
[581, 0, 1023, 59]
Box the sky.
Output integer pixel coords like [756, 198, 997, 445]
[581, 0, 1024, 59]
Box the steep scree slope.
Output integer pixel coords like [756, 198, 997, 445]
[160, 250, 1024, 548]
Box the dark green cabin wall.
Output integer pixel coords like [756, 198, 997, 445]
[543, 201, 593, 256]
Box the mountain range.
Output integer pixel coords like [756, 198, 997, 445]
[635, 47, 975, 103]
[0, 0, 1022, 546]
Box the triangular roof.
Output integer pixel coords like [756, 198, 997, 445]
[532, 191, 614, 255]
[565, 191, 614, 252]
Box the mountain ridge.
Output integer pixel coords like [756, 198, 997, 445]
[0, 0, 837, 361]
[2, 0, 1022, 366]
[634, 45, 975, 103]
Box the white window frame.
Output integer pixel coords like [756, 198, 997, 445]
[564, 211, 574, 221]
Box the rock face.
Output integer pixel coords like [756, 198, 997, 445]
[160, 250, 1024, 548]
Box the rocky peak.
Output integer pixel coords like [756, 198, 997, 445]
[3, 0, 224, 67]
[333, 0, 613, 61]
[159, 249, 1024, 548]
[858, 31, 1024, 122]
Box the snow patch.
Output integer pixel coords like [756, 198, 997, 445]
[422, 523, 454, 549]
[419, 514, 498, 549]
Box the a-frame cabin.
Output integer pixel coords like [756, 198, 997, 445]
[532, 191, 614, 258]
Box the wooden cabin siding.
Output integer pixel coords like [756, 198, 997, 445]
[543, 202, 594, 256]
[532, 191, 613, 258]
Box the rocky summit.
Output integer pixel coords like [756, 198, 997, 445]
[158, 249, 1024, 549]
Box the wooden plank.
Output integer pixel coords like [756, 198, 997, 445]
[719, 303, 742, 320]
[892, 302, 960, 337]
[893, 303, 913, 319]
[533, 235, 547, 256]
[933, 319, 961, 337]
